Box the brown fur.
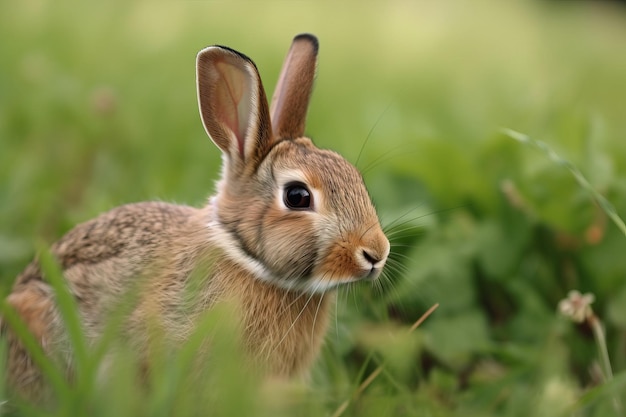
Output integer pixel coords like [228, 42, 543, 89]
[2, 34, 389, 403]
[4, 283, 57, 404]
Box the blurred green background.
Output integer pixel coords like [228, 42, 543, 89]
[2, 1, 626, 415]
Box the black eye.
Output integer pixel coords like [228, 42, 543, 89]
[283, 183, 312, 210]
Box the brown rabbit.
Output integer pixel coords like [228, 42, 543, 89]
[2, 34, 389, 403]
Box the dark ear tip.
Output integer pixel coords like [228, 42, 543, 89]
[197, 45, 257, 69]
[293, 33, 319, 54]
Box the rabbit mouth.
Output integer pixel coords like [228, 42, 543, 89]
[362, 267, 383, 281]
[301, 268, 383, 293]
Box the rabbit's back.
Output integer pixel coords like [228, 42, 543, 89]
[15, 202, 198, 292]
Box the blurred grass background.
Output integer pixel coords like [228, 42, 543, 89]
[2, 0, 626, 415]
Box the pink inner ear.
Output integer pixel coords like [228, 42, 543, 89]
[215, 61, 250, 157]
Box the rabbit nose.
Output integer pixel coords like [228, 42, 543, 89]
[358, 248, 387, 280]
[362, 249, 382, 266]
[357, 227, 390, 277]
[360, 245, 388, 269]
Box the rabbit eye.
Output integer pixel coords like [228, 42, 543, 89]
[283, 183, 312, 210]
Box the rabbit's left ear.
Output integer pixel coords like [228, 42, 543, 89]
[197, 46, 273, 171]
[270, 34, 318, 140]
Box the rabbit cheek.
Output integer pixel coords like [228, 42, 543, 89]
[260, 212, 318, 281]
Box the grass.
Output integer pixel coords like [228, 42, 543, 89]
[2, 0, 626, 415]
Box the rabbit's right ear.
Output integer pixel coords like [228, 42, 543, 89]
[270, 34, 319, 140]
[197, 46, 274, 172]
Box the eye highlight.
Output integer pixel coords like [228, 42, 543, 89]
[283, 182, 312, 210]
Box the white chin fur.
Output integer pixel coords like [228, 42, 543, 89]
[207, 202, 353, 294]
[302, 276, 358, 293]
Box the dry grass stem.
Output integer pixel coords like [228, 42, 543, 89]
[331, 303, 439, 417]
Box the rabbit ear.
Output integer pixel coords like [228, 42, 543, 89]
[270, 34, 318, 139]
[197, 46, 273, 171]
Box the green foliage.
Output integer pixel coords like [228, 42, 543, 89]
[2, 1, 626, 415]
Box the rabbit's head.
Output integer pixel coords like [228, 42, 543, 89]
[197, 34, 389, 293]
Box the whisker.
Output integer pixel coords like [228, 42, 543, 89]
[388, 252, 415, 263]
[383, 205, 464, 235]
[382, 205, 427, 232]
[355, 102, 392, 168]
[390, 232, 417, 242]
[351, 282, 360, 313]
[389, 244, 419, 251]
[277, 283, 309, 315]
[384, 220, 427, 237]
[385, 217, 429, 231]
[311, 276, 328, 343]
[359, 220, 379, 241]
[372, 274, 386, 297]
[377, 276, 400, 301]
[386, 226, 421, 235]
[362, 148, 421, 176]
[334, 289, 340, 341]
[382, 263, 408, 278]
[273, 285, 319, 351]
[373, 273, 408, 312]
[389, 236, 421, 244]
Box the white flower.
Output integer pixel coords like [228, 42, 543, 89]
[558, 290, 595, 323]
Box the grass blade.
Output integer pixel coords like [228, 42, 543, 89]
[502, 128, 626, 238]
[37, 246, 92, 409]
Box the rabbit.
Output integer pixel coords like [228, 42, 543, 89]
[2, 33, 390, 403]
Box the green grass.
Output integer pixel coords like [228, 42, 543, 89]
[2, 1, 626, 415]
